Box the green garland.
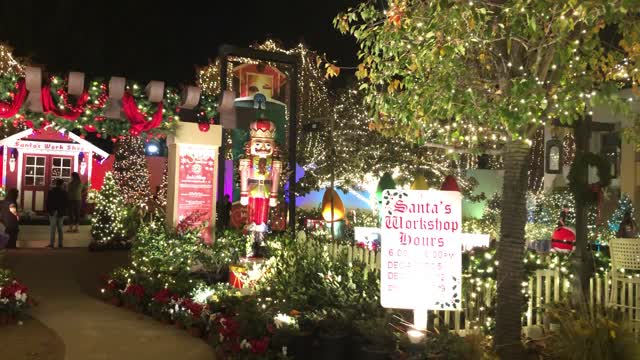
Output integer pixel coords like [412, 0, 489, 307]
[567, 152, 612, 205]
[0, 73, 219, 140]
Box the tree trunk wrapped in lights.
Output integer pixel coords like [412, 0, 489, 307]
[495, 141, 530, 357]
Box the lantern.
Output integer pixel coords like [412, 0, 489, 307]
[9, 149, 17, 172]
[545, 137, 563, 174]
[410, 175, 429, 190]
[322, 188, 345, 222]
[322, 188, 346, 239]
[440, 175, 460, 192]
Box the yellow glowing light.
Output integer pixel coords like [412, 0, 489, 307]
[321, 188, 345, 222]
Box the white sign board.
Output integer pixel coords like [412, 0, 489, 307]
[380, 189, 462, 310]
[460, 233, 490, 251]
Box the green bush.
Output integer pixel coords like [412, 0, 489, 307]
[254, 238, 382, 326]
[546, 303, 640, 360]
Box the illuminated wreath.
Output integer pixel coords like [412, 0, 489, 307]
[567, 152, 611, 204]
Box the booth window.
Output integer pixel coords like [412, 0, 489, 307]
[25, 156, 46, 186]
[51, 157, 72, 184]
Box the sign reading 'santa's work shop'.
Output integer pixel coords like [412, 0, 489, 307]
[177, 145, 216, 242]
[380, 189, 462, 310]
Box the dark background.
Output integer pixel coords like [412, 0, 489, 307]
[0, 0, 361, 85]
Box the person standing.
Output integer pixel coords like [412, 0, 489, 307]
[46, 178, 67, 248]
[67, 172, 83, 233]
[617, 211, 638, 238]
[1, 189, 19, 249]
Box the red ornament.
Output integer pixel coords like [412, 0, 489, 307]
[80, 134, 85, 139]
[111, 137, 117, 143]
[84, 125, 97, 133]
[12, 120, 18, 127]
[198, 122, 210, 132]
[41, 120, 50, 128]
[96, 133, 102, 138]
[440, 175, 460, 192]
[24, 120, 34, 128]
[209, 118, 215, 124]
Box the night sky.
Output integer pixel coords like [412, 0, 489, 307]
[0, 0, 362, 85]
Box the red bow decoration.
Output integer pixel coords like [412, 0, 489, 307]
[0, 79, 27, 119]
[41, 84, 89, 121]
[121, 92, 163, 136]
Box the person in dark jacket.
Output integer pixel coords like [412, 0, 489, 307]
[66, 172, 84, 233]
[46, 178, 68, 248]
[1, 188, 19, 248]
[617, 211, 638, 238]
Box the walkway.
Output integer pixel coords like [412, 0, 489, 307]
[2, 249, 216, 360]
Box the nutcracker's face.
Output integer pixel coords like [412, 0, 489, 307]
[250, 138, 274, 157]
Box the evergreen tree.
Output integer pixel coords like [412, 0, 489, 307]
[91, 172, 127, 243]
[157, 162, 168, 209]
[608, 194, 636, 233]
[112, 135, 151, 207]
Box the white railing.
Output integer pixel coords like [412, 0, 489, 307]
[328, 243, 611, 332]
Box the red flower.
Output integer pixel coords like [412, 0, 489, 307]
[180, 298, 204, 318]
[106, 280, 120, 291]
[152, 288, 175, 304]
[249, 337, 270, 354]
[1, 280, 29, 298]
[123, 284, 145, 299]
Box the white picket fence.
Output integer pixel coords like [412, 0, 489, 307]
[328, 243, 611, 332]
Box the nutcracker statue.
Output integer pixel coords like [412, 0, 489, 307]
[239, 119, 282, 257]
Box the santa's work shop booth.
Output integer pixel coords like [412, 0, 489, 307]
[0, 127, 109, 213]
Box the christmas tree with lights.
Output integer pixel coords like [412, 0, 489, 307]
[154, 163, 168, 215]
[112, 135, 151, 207]
[91, 172, 127, 243]
[608, 194, 636, 233]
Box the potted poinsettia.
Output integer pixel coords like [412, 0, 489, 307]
[0, 279, 31, 325]
[174, 298, 207, 337]
[150, 288, 176, 323]
[122, 283, 145, 312]
[101, 278, 125, 307]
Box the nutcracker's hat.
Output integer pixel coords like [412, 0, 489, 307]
[250, 119, 276, 139]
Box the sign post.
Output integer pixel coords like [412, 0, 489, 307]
[166, 122, 222, 242]
[380, 189, 463, 332]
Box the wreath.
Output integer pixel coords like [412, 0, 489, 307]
[567, 152, 612, 204]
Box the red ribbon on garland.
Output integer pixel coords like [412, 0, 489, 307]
[121, 92, 163, 136]
[41, 85, 89, 120]
[0, 79, 27, 119]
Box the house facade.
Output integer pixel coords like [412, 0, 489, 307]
[0, 127, 109, 212]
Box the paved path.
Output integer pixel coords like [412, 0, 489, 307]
[3, 249, 216, 360]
